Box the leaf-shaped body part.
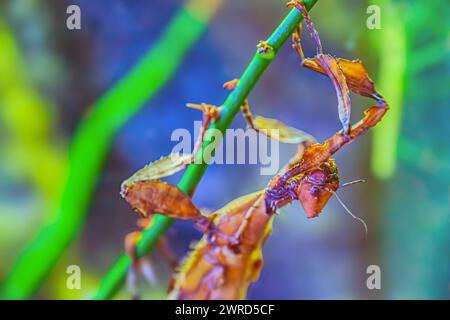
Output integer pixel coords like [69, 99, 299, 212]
[121, 154, 192, 196]
[290, 0, 386, 133]
[316, 54, 352, 134]
[123, 180, 202, 220]
[303, 57, 383, 101]
[168, 191, 273, 300]
[295, 160, 340, 218]
[272, 104, 388, 191]
[253, 115, 317, 144]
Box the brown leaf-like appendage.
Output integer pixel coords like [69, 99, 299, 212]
[316, 54, 352, 135]
[168, 191, 271, 300]
[303, 57, 383, 101]
[121, 154, 202, 220]
[289, 0, 386, 133]
[123, 180, 202, 220]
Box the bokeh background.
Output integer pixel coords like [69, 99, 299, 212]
[0, 0, 448, 299]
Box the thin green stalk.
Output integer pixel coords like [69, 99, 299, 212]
[93, 0, 318, 300]
[0, 0, 222, 299]
[377, 0, 449, 299]
[370, 0, 406, 179]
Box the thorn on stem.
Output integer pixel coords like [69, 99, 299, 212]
[223, 79, 240, 91]
[256, 41, 275, 60]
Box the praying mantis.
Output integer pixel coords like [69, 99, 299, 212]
[120, 0, 388, 300]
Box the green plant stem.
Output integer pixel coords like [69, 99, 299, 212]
[93, 0, 318, 300]
[0, 0, 222, 299]
[370, 0, 406, 179]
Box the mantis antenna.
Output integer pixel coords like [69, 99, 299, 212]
[332, 191, 368, 235]
[341, 179, 366, 188]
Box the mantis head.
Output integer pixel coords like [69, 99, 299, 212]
[296, 159, 340, 218]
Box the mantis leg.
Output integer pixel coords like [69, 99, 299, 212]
[137, 218, 178, 268]
[292, 24, 307, 63]
[124, 231, 157, 299]
[231, 194, 265, 243]
[289, 0, 352, 135]
[291, 22, 323, 72]
[288, 1, 323, 54]
[223, 79, 316, 145]
[186, 103, 222, 160]
[223, 79, 255, 129]
[124, 220, 180, 298]
[156, 235, 178, 269]
[241, 99, 256, 130]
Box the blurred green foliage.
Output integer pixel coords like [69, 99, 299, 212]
[0, 18, 66, 266]
[370, 0, 449, 298]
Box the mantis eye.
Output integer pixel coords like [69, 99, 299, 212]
[310, 186, 319, 197]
